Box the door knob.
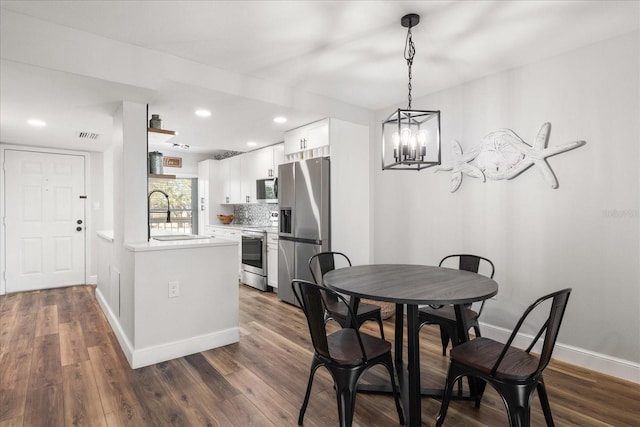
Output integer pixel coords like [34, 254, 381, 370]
[76, 226, 83, 232]
[77, 219, 83, 224]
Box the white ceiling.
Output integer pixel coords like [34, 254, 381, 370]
[1, 0, 638, 155]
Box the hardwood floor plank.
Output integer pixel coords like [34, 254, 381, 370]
[87, 344, 147, 425]
[0, 415, 23, 427]
[226, 367, 323, 427]
[54, 287, 76, 324]
[219, 394, 276, 427]
[183, 352, 241, 402]
[59, 320, 90, 366]
[7, 292, 37, 353]
[35, 304, 58, 337]
[0, 351, 31, 422]
[0, 293, 21, 358]
[62, 360, 108, 426]
[154, 358, 235, 426]
[80, 310, 109, 348]
[22, 384, 64, 427]
[200, 345, 241, 376]
[130, 365, 193, 426]
[28, 334, 62, 391]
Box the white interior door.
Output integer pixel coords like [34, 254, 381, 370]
[4, 150, 86, 292]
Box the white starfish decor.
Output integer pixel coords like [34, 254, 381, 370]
[436, 123, 585, 192]
[434, 141, 484, 193]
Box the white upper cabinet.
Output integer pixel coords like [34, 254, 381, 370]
[225, 156, 242, 204]
[284, 119, 330, 161]
[272, 144, 284, 177]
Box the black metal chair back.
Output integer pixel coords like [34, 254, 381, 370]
[292, 279, 349, 361]
[440, 254, 495, 278]
[309, 251, 351, 284]
[494, 288, 571, 378]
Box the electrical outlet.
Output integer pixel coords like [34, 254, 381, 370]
[168, 281, 180, 298]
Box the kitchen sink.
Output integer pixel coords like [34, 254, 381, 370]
[152, 234, 210, 241]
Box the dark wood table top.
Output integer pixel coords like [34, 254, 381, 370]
[324, 264, 498, 305]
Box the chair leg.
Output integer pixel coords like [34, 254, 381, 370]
[381, 354, 405, 425]
[375, 315, 385, 340]
[496, 382, 536, 427]
[333, 367, 362, 427]
[536, 378, 555, 427]
[435, 362, 464, 427]
[474, 379, 487, 408]
[439, 327, 450, 356]
[298, 358, 322, 425]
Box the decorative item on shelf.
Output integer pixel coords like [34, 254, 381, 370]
[435, 122, 586, 192]
[149, 114, 163, 129]
[149, 151, 163, 175]
[217, 214, 234, 224]
[163, 156, 182, 168]
[382, 13, 441, 171]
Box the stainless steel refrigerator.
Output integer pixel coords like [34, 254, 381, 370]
[277, 158, 330, 305]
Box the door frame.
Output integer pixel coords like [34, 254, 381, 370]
[0, 144, 92, 295]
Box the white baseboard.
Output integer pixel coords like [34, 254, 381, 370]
[95, 288, 135, 366]
[130, 328, 240, 369]
[86, 275, 97, 285]
[480, 322, 640, 384]
[95, 288, 239, 369]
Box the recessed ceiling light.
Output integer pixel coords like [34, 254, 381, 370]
[195, 109, 211, 117]
[27, 119, 46, 127]
[247, 141, 257, 147]
[273, 116, 287, 124]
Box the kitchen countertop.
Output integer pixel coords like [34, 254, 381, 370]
[206, 224, 278, 233]
[125, 237, 237, 252]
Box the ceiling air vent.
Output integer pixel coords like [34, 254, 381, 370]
[77, 131, 100, 141]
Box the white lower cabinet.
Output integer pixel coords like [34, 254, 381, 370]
[267, 232, 278, 288]
[204, 226, 242, 278]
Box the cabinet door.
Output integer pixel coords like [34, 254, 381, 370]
[306, 119, 329, 150]
[253, 148, 275, 179]
[226, 156, 242, 204]
[272, 144, 284, 177]
[284, 128, 305, 155]
[267, 242, 278, 288]
[197, 160, 211, 231]
[240, 152, 256, 203]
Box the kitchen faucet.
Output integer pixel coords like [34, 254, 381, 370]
[148, 189, 171, 239]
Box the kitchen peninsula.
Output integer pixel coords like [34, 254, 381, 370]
[96, 231, 239, 368]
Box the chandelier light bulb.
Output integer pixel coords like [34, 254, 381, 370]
[400, 128, 411, 145]
[417, 130, 428, 145]
[392, 132, 400, 148]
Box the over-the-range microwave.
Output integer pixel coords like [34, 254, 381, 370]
[256, 178, 278, 203]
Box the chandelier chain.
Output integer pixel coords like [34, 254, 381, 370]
[404, 27, 416, 109]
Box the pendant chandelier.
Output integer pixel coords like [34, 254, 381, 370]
[382, 13, 441, 171]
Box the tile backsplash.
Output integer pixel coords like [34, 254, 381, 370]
[233, 204, 278, 226]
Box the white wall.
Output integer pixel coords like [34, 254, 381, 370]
[372, 32, 639, 378]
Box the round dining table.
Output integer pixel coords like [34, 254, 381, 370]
[324, 264, 498, 427]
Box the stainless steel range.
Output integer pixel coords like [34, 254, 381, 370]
[240, 228, 268, 291]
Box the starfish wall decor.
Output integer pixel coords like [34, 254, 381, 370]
[435, 123, 586, 192]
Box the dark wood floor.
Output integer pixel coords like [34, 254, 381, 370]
[1, 284, 639, 426]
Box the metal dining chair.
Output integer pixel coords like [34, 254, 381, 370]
[292, 279, 404, 427]
[419, 254, 495, 354]
[436, 288, 572, 427]
[309, 251, 385, 339]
